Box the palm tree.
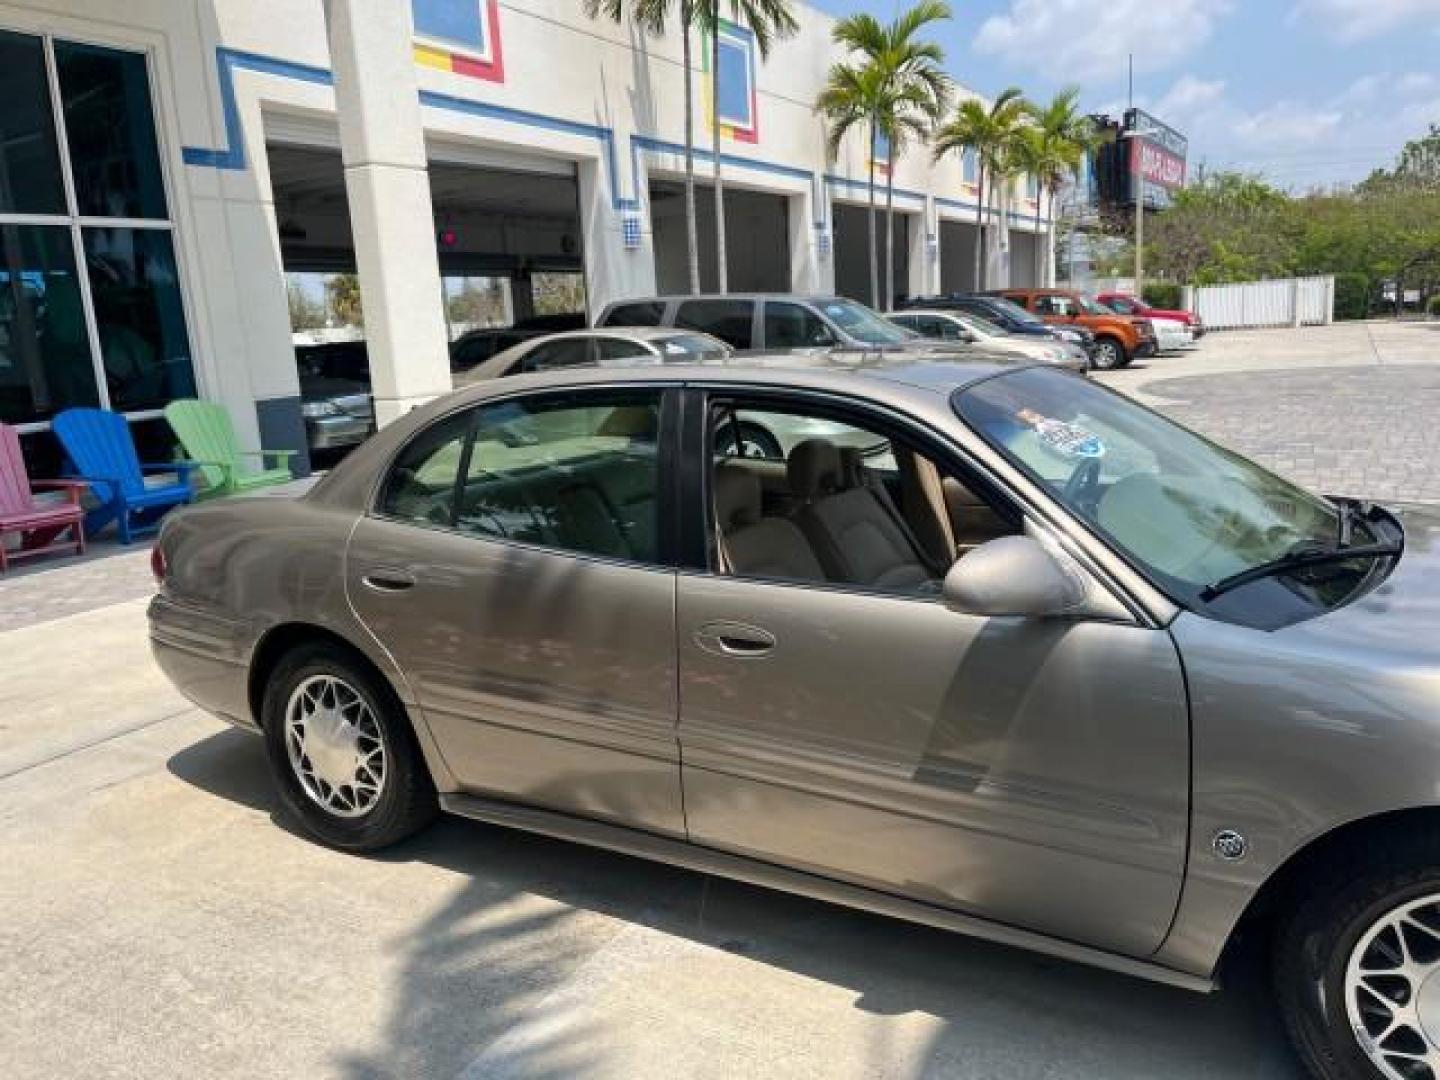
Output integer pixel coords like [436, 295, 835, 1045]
[933, 86, 1027, 291]
[584, 0, 703, 294]
[1023, 88, 1098, 286]
[702, 0, 798, 293]
[830, 3, 951, 307]
[815, 62, 887, 307]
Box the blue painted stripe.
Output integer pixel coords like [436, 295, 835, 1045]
[179, 45, 1042, 228]
[181, 48, 332, 170]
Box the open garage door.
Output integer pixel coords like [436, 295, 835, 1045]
[939, 218, 981, 294]
[649, 181, 789, 294]
[833, 202, 911, 308]
[265, 139, 588, 458]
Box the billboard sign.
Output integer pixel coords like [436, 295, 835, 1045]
[1124, 108, 1187, 208]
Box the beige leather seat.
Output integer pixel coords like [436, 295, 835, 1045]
[787, 439, 935, 592]
[714, 464, 827, 581]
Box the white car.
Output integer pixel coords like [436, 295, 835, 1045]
[887, 309, 1090, 371]
[1148, 316, 1195, 353]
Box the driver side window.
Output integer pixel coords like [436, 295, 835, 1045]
[707, 401, 1019, 595]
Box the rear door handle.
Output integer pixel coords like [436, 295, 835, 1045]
[693, 621, 776, 658]
[361, 567, 417, 592]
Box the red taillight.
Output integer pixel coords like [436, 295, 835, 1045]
[150, 544, 167, 584]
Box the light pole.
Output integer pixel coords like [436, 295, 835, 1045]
[1130, 122, 1160, 296]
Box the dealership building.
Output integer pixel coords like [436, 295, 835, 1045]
[0, 0, 1051, 474]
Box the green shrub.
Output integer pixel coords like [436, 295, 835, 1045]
[1332, 272, 1371, 320]
[1428, 294, 1440, 318]
[1141, 283, 1183, 310]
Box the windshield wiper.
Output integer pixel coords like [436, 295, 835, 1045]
[1199, 540, 1400, 601]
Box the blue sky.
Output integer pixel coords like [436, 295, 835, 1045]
[806, 0, 1440, 189]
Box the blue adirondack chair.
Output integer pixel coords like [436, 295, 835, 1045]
[51, 408, 196, 543]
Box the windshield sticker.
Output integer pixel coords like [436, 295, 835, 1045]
[1018, 408, 1106, 459]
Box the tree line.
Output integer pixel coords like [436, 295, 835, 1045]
[1126, 125, 1440, 317]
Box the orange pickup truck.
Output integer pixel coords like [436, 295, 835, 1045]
[992, 288, 1157, 370]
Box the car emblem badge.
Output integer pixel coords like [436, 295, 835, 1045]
[1213, 830, 1248, 861]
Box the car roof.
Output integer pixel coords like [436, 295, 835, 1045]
[604, 293, 848, 306]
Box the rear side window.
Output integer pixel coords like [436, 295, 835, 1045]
[458, 391, 664, 563]
[520, 338, 594, 373]
[379, 410, 472, 527]
[603, 301, 666, 327]
[595, 337, 653, 362]
[675, 299, 754, 349]
[764, 302, 832, 348]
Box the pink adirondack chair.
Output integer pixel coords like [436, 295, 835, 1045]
[0, 422, 87, 571]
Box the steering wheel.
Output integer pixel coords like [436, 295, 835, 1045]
[1062, 457, 1103, 514]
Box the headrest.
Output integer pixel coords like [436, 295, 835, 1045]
[714, 464, 762, 529]
[787, 438, 842, 500]
[838, 447, 866, 489]
[597, 405, 657, 439]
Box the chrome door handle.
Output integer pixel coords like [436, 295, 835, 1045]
[362, 568, 417, 592]
[693, 621, 776, 658]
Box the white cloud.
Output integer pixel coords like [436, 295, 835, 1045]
[974, 0, 1232, 83]
[1289, 0, 1440, 42]
[1126, 69, 1439, 188]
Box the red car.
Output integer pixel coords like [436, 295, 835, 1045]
[1097, 293, 1205, 338]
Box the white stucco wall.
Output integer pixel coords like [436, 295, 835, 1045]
[1, 0, 1052, 448]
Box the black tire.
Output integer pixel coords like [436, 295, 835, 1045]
[261, 641, 437, 851]
[1091, 336, 1127, 370]
[714, 420, 784, 460]
[1275, 833, 1440, 1080]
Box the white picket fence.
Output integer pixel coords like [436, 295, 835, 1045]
[1189, 276, 1334, 330]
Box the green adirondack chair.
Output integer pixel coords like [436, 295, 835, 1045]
[163, 399, 297, 499]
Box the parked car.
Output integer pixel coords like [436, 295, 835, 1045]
[1148, 316, 1195, 353]
[898, 293, 1096, 353]
[153, 352, 1437, 1080]
[294, 341, 375, 451]
[992, 288, 1157, 370]
[597, 292, 989, 357]
[456, 327, 731, 385]
[886, 309, 1089, 372]
[448, 327, 543, 371]
[1098, 292, 1205, 338]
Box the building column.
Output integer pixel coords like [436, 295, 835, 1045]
[578, 158, 655, 318]
[906, 202, 936, 300]
[788, 187, 829, 295]
[324, 0, 450, 427]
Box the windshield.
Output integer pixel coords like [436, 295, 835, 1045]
[982, 296, 1044, 326]
[954, 367, 1382, 626]
[818, 298, 914, 344]
[656, 333, 730, 359]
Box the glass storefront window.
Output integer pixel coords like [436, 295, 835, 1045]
[0, 224, 98, 422]
[84, 227, 194, 411]
[54, 41, 168, 220]
[0, 31, 65, 215]
[0, 30, 193, 452]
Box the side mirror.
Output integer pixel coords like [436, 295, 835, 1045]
[942, 535, 1089, 617]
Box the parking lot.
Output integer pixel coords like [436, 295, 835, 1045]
[3, 321, 1436, 1079]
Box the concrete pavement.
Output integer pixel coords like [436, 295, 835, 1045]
[0, 600, 1300, 1079]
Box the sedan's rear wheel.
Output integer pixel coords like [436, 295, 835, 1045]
[262, 642, 436, 850]
[1276, 839, 1440, 1080]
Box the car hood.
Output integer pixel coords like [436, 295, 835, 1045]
[1268, 503, 1440, 661]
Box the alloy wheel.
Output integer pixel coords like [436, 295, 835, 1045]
[284, 674, 386, 818]
[1345, 894, 1440, 1078]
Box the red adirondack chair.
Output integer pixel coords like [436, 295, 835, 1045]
[0, 422, 87, 571]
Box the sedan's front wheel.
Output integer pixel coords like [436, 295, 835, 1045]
[261, 642, 437, 850]
[1276, 841, 1440, 1080]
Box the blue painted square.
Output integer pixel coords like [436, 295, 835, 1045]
[872, 129, 890, 164]
[716, 32, 752, 130]
[413, 0, 488, 54]
[622, 215, 642, 250]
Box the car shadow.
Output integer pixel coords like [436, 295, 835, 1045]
[167, 729, 1303, 1079]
